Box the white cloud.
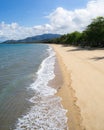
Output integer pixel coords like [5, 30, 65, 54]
[48, 0, 104, 33]
[0, 22, 54, 41]
[0, 0, 104, 41]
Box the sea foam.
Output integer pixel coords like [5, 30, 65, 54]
[15, 46, 68, 130]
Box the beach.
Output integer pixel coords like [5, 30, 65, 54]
[51, 44, 104, 130]
[0, 44, 68, 130]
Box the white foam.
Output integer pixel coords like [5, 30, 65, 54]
[30, 46, 57, 96]
[15, 46, 68, 130]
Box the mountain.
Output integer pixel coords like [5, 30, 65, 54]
[2, 34, 61, 44]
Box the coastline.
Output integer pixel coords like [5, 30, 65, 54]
[50, 44, 104, 130]
[50, 44, 83, 130]
[48, 57, 63, 90]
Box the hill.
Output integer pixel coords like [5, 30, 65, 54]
[2, 34, 61, 44]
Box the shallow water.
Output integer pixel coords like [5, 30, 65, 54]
[0, 44, 68, 130]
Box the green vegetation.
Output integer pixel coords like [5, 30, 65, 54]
[50, 16, 104, 47]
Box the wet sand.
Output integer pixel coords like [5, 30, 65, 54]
[48, 58, 63, 90]
[50, 45, 83, 130]
[51, 44, 104, 130]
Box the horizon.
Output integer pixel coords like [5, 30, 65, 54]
[0, 0, 104, 41]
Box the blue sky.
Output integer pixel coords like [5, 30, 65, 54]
[0, 0, 104, 40]
[0, 0, 89, 26]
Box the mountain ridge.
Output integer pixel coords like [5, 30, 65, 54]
[1, 34, 61, 44]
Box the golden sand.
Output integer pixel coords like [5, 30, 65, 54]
[51, 44, 104, 130]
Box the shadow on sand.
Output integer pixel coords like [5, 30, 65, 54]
[61, 45, 104, 52]
[89, 56, 104, 61]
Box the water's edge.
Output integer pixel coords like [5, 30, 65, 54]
[15, 46, 68, 130]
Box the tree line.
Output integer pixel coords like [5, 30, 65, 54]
[48, 16, 104, 47]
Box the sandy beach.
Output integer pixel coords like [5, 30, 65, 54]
[51, 44, 104, 130]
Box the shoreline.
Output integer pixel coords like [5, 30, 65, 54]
[48, 57, 64, 90]
[50, 44, 104, 130]
[50, 44, 84, 130]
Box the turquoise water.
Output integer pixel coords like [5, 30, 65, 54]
[0, 44, 48, 129]
[0, 44, 68, 130]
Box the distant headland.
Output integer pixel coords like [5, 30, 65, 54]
[1, 33, 61, 44]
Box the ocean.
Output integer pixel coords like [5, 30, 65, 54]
[0, 43, 68, 130]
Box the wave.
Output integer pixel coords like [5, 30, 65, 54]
[15, 46, 68, 130]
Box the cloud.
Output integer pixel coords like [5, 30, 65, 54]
[0, 22, 54, 41]
[48, 0, 104, 33]
[0, 0, 104, 40]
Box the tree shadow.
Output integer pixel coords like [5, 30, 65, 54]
[66, 46, 91, 52]
[90, 56, 104, 61]
[67, 48, 86, 52]
[61, 45, 104, 52]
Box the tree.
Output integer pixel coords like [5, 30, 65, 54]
[84, 17, 104, 47]
[65, 31, 82, 46]
[49, 16, 104, 48]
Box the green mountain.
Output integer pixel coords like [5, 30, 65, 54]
[2, 34, 61, 44]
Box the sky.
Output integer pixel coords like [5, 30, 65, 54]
[0, 0, 104, 41]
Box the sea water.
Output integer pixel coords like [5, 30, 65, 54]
[0, 44, 68, 130]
